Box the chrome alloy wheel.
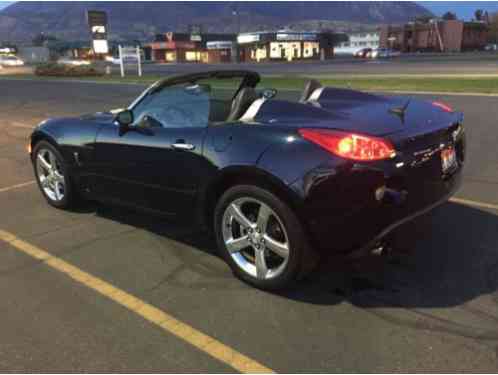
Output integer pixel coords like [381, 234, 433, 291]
[36, 148, 66, 202]
[222, 197, 290, 280]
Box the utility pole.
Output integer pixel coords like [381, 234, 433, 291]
[232, 5, 241, 63]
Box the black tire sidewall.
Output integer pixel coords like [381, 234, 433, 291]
[32, 141, 73, 209]
[214, 184, 307, 290]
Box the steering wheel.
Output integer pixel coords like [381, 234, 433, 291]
[149, 105, 198, 128]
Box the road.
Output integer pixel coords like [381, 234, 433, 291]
[0, 79, 497, 372]
[4, 53, 498, 78]
[126, 54, 498, 77]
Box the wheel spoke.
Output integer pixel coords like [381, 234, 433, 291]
[228, 203, 253, 229]
[53, 170, 65, 183]
[263, 235, 289, 259]
[37, 153, 51, 171]
[255, 249, 268, 279]
[40, 176, 49, 188]
[53, 183, 62, 200]
[256, 204, 272, 232]
[48, 151, 58, 170]
[226, 235, 251, 253]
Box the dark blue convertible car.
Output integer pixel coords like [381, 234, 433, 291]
[29, 70, 465, 290]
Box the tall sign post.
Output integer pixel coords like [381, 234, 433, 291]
[86, 10, 109, 56]
[118, 45, 125, 78]
[136, 46, 142, 77]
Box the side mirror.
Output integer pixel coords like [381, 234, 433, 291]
[115, 110, 134, 133]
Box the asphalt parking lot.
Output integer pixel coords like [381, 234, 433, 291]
[0, 79, 497, 372]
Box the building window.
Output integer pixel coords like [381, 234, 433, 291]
[165, 51, 176, 62]
[186, 51, 202, 61]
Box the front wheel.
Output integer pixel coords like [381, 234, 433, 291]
[214, 185, 313, 290]
[32, 140, 75, 209]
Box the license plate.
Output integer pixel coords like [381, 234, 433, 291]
[441, 147, 457, 173]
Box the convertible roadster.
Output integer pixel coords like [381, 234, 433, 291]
[29, 70, 464, 290]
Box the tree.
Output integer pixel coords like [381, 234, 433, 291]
[415, 15, 432, 24]
[487, 12, 498, 44]
[475, 9, 484, 21]
[442, 12, 457, 21]
[319, 30, 348, 48]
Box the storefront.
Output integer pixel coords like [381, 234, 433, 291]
[206, 41, 234, 63]
[147, 32, 236, 63]
[237, 31, 330, 62]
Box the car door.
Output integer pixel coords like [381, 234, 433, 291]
[91, 84, 212, 217]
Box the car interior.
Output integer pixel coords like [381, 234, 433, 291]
[134, 74, 326, 127]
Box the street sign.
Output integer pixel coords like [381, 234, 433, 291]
[118, 45, 142, 78]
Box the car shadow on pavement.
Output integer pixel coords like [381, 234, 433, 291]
[91, 201, 498, 314]
[291, 201, 498, 342]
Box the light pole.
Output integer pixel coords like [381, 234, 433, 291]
[232, 8, 241, 63]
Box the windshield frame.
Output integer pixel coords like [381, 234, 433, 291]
[128, 70, 260, 113]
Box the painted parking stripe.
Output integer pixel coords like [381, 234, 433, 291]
[0, 181, 36, 193]
[9, 121, 34, 129]
[450, 197, 498, 211]
[0, 229, 273, 374]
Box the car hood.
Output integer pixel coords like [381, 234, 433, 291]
[79, 110, 122, 124]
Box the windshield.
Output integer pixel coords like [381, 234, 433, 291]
[132, 76, 245, 127]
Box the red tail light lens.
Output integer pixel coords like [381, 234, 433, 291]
[432, 101, 453, 112]
[299, 128, 395, 161]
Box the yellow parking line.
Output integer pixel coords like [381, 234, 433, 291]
[10, 121, 34, 129]
[0, 229, 273, 374]
[0, 180, 36, 193]
[450, 197, 498, 211]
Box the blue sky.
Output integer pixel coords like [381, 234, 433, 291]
[420, 1, 498, 20]
[1, 1, 498, 20]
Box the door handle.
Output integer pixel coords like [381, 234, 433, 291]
[172, 142, 195, 151]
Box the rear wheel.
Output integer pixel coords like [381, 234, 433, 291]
[33, 141, 75, 209]
[215, 185, 311, 290]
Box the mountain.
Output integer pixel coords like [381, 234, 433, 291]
[0, 1, 433, 42]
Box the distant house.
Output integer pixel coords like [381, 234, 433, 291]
[379, 19, 488, 52]
[335, 31, 380, 55]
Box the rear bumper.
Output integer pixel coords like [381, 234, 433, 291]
[354, 170, 462, 255]
[293, 159, 463, 254]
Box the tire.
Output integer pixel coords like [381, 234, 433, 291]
[214, 184, 313, 290]
[32, 140, 75, 209]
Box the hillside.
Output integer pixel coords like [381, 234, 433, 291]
[0, 1, 433, 42]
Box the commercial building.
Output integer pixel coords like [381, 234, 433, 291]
[146, 32, 237, 63]
[335, 31, 380, 55]
[237, 31, 334, 62]
[379, 20, 488, 52]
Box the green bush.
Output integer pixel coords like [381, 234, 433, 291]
[35, 63, 103, 77]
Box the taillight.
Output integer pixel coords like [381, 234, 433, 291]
[432, 101, 453, 112]
[299, 128, 395, 161]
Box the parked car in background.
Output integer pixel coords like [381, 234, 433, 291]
[368, 48, 401, 59]
[104, 56, 121, 65]
[57, 58, 91, 66]
[353, 48, 372, 58]
[105, 55, 139, 65]
[485, 44, 498, 51]
[0, 55, 25, 66]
